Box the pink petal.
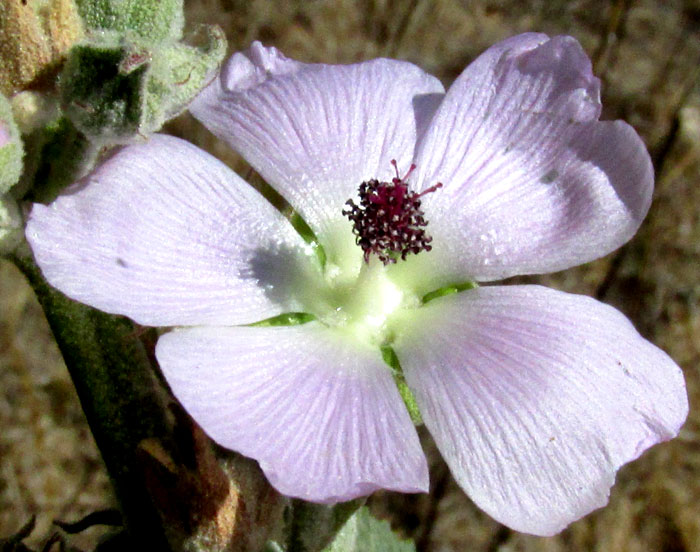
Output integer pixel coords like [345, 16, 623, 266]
[26, 134, 312, 326]
[190, 42, 444, 242]
[393, 285, 687, 535]
[156, 323, 429, 502]
[413, 34, 652, 282]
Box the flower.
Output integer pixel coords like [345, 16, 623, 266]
[26, 34, 688, 536]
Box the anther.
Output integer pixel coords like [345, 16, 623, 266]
[342, 161, 442, 265]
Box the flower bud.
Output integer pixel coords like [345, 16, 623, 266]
[60, 25, 225, 143]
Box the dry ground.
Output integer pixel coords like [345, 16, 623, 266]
[1, 1, 699, 550]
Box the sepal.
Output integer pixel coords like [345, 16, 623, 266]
[60, 33, 149, 142]
[60, 27, 225, 143]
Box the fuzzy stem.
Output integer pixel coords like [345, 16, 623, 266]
[12, 251, 175, 549]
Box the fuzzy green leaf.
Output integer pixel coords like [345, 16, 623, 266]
[76, 0, 184, 43]
[322, 508, 416, 552]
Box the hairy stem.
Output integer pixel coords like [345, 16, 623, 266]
[12, 251, 174, 549]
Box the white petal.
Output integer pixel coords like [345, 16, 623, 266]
[413, 34, 652, 282]
[393, 285, 687, 535]
[190, 42, 445, 243]
[156, 323, 429, 502]
[26, 134, 312, 326]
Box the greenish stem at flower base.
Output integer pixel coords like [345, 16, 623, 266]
[381, 345, 423, 426]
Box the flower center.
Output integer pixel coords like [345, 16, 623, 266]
[342, 160, 442, 265]
[324, 260, 408, 345]
[300, 237, 420, 347]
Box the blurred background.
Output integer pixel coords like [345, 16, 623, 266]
[1, 0, 699, 550]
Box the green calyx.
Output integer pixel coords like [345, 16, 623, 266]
[60, 0, 226, 144]
[381, 345, 422, 426]
[60, 25, 225, 143]
[248, 312, 317, 328]
[60, 37, 147, 142]
[422, 280, 478, 304]
[289, 210, 327, 268]
[322, 507, 416, 551]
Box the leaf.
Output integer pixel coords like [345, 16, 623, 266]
[76, 0, 184, 44]
[322, 508, 415, 552]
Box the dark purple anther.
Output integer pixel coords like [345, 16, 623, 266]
[343, 160, 442, 265]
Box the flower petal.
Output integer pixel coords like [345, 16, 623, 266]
[414, 34, 652, 282]
[392, 285, 687, 535]
[190, 42, 445, 242]
[26, 134, 312, 326]
[156, 323, 429, 502]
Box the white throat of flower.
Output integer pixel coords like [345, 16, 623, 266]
[292, 162, 447, 349]
[303, 218, 422, 348]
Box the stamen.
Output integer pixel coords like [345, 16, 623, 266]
[342, 160, 442, 265]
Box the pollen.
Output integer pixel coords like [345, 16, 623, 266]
[342, 160, 442, 265]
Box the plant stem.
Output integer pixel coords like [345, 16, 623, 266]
[13, 251, 174, 550]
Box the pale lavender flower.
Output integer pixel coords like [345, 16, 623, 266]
[26, 34, 687, 536]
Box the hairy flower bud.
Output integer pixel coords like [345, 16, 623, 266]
[60, 25, 225, 143]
